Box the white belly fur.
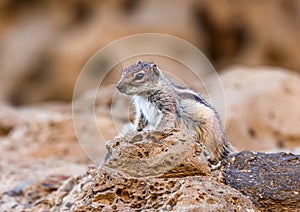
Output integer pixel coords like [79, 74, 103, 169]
[133, 96, 162, 129]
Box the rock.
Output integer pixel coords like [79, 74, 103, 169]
[224, 150, 300, 211]
[73, 168, 256, 211]
[31, 130, 257, 211]
[5, 126, 299, 211]
[0, 104, 19, 136]
[104, 129, 211, 178]
[219, 66, 300, 152]
[0, 102, 89, 211]
[0, 86, 122, 211]
[32, 171, 95, 212]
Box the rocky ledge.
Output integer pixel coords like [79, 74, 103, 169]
[10, 129, 296, 212]
[33, 130, 255, 211]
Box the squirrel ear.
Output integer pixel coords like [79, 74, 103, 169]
[136, 60, 142, 65]
[151, 64, 160, 76]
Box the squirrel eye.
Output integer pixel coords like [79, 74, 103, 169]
[134, 72, 145, 80]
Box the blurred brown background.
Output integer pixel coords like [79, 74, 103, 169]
[1, 0, 300, 105]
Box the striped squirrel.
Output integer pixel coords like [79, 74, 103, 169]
[116, 61, 233, 163]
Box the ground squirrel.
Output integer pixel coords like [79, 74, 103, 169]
[116, 61, 233, 163]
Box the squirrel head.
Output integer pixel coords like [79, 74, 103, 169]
[116, 61, 162, 95]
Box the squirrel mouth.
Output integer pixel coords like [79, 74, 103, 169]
[116, 83, 132, 96]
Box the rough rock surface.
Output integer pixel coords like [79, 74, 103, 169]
[224, 151, 300, 212]
[33, 130, 257, 211]
[105, 130, 211, 178]
[73, 169, 256, 211]
[0, 85, 126, 211]
[216, 66, 300, 153]
[0, 103, 88, 211]
[3, 125, 299, 211]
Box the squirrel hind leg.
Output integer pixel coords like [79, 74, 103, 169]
[209, 141, 235, 164]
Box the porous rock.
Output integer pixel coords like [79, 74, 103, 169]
[104, 129, 211, 178]
[77, 167, 256, 211]
[33, 130, 257, 211]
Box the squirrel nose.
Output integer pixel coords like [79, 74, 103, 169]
[116, 83, 124, 92]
